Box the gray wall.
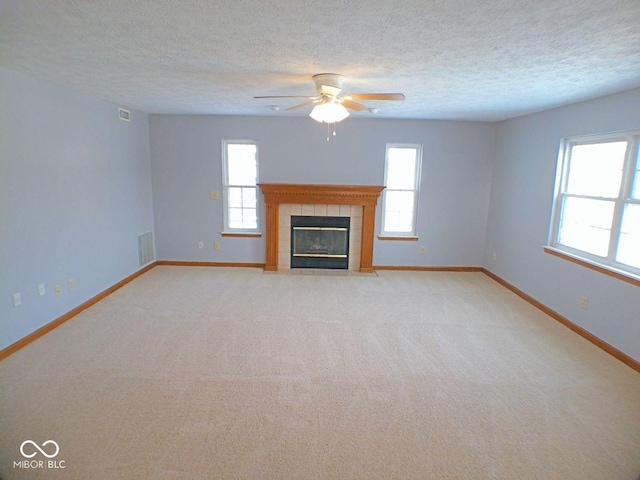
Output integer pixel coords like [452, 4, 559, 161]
[0, 68, 155, 350]
[484, 88, 640, 362]
[149, 115, 496, 266]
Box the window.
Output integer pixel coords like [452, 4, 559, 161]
[548, 130, 640, 279]
[381, 144, 423, 237]
[222, 140, 259, 232]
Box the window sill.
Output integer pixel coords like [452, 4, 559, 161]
[378, 235, 419, 241]
[221, 232, 262, 238]
[543, 246, 640, 288]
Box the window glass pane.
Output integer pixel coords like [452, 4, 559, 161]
[228, 207, 257, 229]
[616, 204, 640, 269]
[242, 187, 257, 208]
[386, 148, 417, 190]
[384, 190, 415, 232]
[241, 208, 257, 229]
[397, 210, 415, 233]
[558, 197, 614, 257]
[228, 207, 243, 228]
[384, 211, 400, 232]
[227, 144, 257, 186]
[228, 187, 243, 208]
[632, 149, 640, 199]
[565, 141, 626, 197]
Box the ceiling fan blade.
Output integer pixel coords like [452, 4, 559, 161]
[345, 93, 405, 101]
[284, 100, 316, 111]
[341, 99, 368, 112]
[254, 95, 316, 99]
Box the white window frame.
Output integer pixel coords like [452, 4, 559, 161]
[547, 129, 640, 281]
[222, 139, 260, 233]
[380, 143, 423, 238]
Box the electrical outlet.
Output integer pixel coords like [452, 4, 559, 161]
[68, 279, 76, 290]
[38, 283, 46, 296]
[419, 246, 425, 254]
[12, 293, 22, 307]
[580, 296, 588, 309]
[493, 251, 497, 261]
[55, 285, 63, 297]
[209, 190, 219, 200]
[198, 242, 204, 249]
[214, 242, 221, 250]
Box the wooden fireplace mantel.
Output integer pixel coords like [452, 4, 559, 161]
[258, 183, 385, 273]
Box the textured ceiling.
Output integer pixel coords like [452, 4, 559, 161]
[1, 0, 639, 121]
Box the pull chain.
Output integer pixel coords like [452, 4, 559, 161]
[325, 123, 338, 141]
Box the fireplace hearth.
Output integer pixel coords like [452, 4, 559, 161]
[291, 216, 350, 269]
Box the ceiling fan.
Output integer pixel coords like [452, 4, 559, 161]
[254, 73, 405, 124]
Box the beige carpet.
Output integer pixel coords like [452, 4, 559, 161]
[0, 267, 639, 479]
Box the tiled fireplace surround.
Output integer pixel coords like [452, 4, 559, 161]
[278, 203, 363, 271]
[258, 184, 385, 273]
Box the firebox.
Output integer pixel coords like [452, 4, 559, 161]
[290, 216, 350, 269]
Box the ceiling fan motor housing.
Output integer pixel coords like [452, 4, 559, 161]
[313, 73, 345, 95]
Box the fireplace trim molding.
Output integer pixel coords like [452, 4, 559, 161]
[258, 183, 385, 273]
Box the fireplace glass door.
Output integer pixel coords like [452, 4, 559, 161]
[291, 216, 350, 269]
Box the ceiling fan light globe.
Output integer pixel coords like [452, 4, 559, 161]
[309, 104, 325, 122]
[309, 102, 350, 123]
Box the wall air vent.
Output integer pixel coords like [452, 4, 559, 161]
[138, 231, 154, 266]
[118, 108, 131, 122]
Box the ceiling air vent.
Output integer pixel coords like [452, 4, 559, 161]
[118, 108, 131, 122]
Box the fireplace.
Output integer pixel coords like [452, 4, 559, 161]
[291, 216, 350, 269]
[258, 184, 385, 272]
